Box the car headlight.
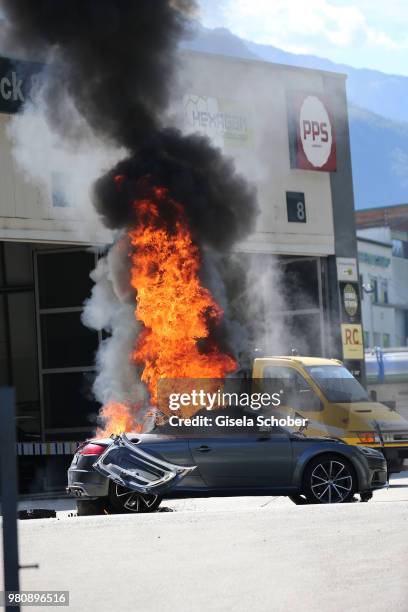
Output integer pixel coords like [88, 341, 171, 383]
[358, 446, 384, 457]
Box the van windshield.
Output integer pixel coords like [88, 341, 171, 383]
[305, 365, 369, 403]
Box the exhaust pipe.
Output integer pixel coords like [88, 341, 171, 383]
[66, 486, 84, 497]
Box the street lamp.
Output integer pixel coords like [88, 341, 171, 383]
[362, 281, 375, 348]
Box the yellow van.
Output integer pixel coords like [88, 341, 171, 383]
[252, 356, 408, 473]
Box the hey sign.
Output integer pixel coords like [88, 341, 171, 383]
[287, 92, 337, 172]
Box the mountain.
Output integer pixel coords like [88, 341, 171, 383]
[183, 25, 259, 63]
[245, 40, 408, 127]
[182, 26, 408, 209]
[349, 105, 408, 208]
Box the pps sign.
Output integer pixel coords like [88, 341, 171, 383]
[287, 92, 336, 172]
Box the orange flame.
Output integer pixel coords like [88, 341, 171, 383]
[97, 402, 143, 437]
[131, 187, 236, 412]
[98, 184, 236, 433]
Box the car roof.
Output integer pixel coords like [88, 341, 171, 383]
[254, 356, 343, 366]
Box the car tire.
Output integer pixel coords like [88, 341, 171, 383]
[76, 498, 107, 516]
[302, 454, 357, 504]
[108, 481, 162, 514]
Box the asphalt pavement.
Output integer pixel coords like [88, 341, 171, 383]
[1, 473, 408, 612]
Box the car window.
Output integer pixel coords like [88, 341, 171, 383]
[305, 365, 369, 403]
[262, 365, 323, 412]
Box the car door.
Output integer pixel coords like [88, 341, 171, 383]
[93, 434, 196, 494]
[189, 429, 293, 490]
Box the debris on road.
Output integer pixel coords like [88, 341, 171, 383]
[18, 509, 56, 520]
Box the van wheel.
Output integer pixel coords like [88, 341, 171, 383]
[303, 454, 356, 504]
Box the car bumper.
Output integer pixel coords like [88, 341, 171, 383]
[363, 454, 388, 490]
[67, 455, 109, 499]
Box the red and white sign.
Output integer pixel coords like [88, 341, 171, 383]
[289, 93, 336, 172]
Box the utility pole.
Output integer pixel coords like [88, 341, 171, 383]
[0, 388, 20, 612]
[362, 281, 375, 347]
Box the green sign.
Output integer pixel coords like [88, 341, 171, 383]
[183, 94, 252, 149]
[358, 251, 390, 268]
[0, 56, 43, 114]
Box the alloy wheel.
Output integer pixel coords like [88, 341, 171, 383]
[114, 484, 160, 512]
[310, 459, 353, 503]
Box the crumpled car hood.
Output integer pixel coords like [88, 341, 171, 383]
[93, 433, 196, 494]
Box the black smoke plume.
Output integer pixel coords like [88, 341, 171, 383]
[2, 0, 258, 249]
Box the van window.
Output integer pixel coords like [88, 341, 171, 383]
[263, 366, 322, 411]
[306, 365, 369, 403]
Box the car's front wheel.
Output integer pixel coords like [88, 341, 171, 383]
[108, 482, 162, 514]
[302, 454, 357, 504]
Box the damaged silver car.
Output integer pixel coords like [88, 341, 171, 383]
[67, 427, 388, 514]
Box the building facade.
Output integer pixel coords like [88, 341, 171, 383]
[357, 204, 408, 349]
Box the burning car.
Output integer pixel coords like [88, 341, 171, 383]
[67, 428, 388, 513]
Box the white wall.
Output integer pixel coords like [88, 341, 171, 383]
[0, 114, 111, 245]
[178, 53, 337, 256]
[358, 227, 392, 243]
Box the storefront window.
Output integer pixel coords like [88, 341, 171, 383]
[392, 239, 408, 259]
[37, 250, 94, 309]
[379, 279, 389, 304]
[41, 311, 98, 369]
[0, 242, 40, 440]
[43, 371, 99, 430]
[369, 277, 378, 303]
[281, 258, 320, 310]
[35, 248, 99, 440]
[277, 312, 323, 356]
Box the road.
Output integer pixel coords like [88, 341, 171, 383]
[1, 474, 408, 612]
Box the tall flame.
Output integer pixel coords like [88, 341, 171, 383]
[131, 187, 237, 406]
[98, 185, 236, 434]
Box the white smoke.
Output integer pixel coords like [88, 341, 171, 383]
[82, 241, 153, 428]
[6, 82, 124, 244]
[244, 254, 289, 355]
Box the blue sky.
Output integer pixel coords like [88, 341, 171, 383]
[199, 0, 408, 76]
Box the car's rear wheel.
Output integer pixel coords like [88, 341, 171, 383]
[108, 482, 161, 514]
[302, 454, 356, 504]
